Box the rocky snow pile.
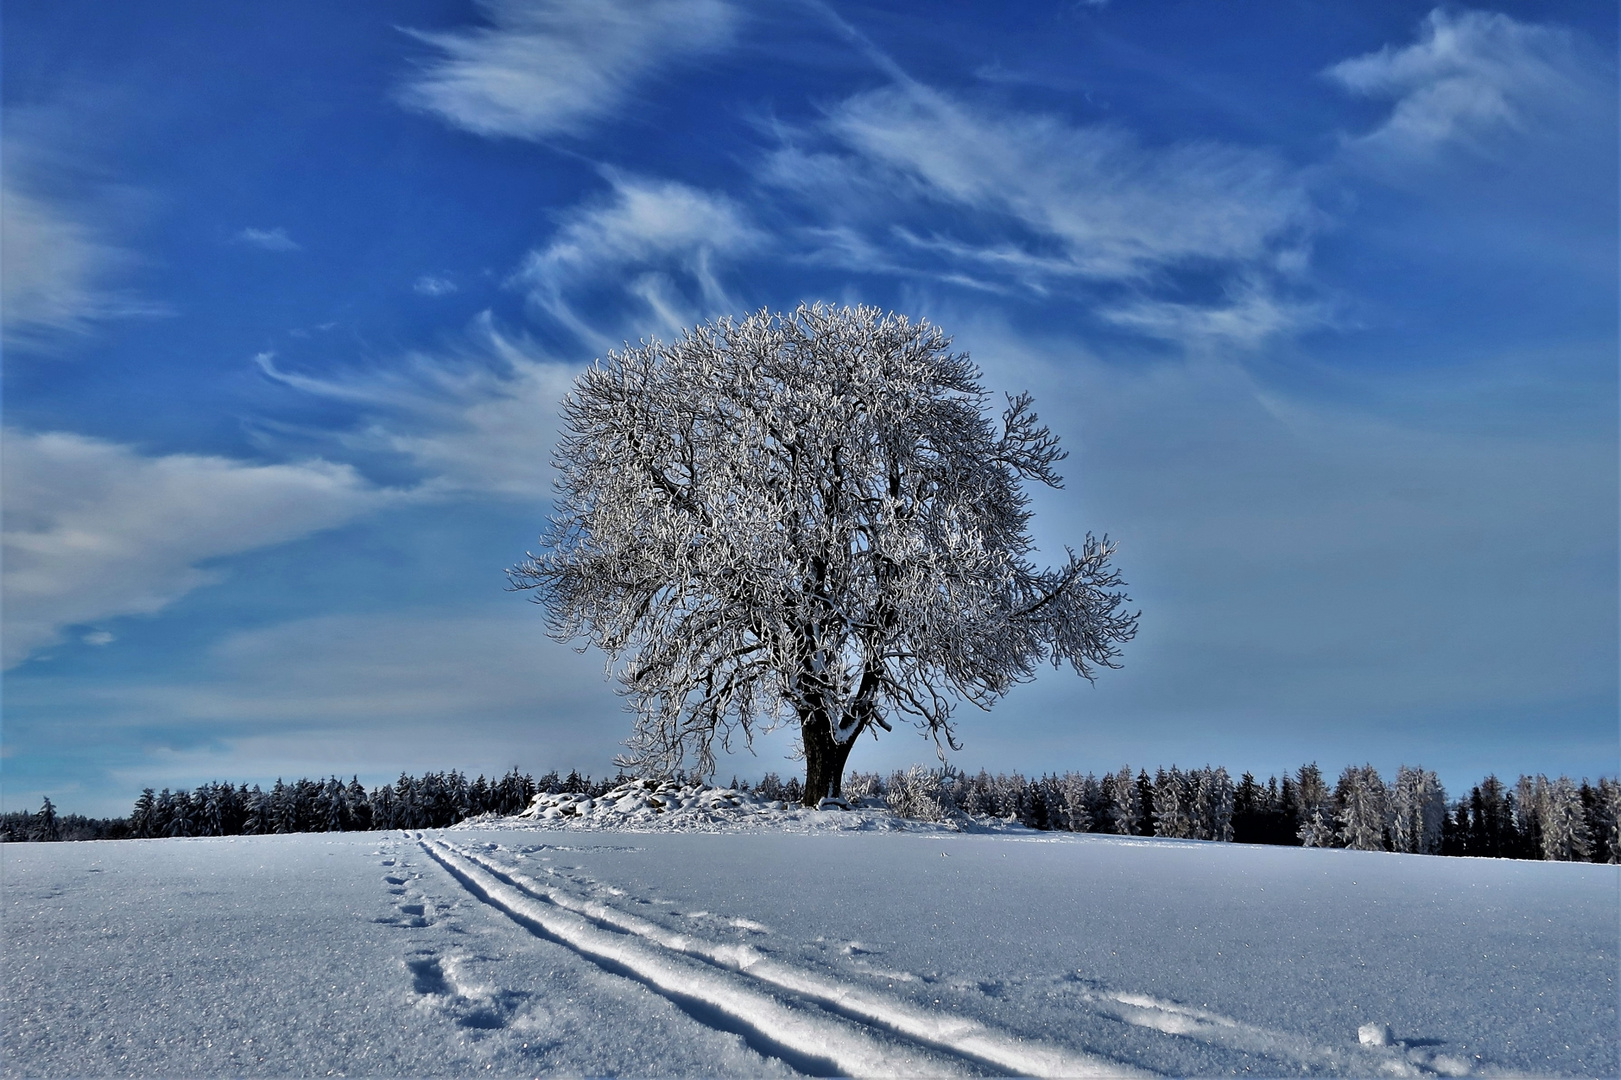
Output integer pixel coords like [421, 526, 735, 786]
[504, 777, 963, 834]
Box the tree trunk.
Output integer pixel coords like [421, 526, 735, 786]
[799, 713, 858, 806]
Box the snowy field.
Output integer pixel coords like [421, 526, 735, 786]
[4, 817, 1616, 1078]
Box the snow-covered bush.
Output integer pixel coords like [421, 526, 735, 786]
[842, 772, 885, 802]
[885, 766, 959, 822]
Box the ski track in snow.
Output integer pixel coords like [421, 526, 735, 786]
[412, 836, 1491, 1079]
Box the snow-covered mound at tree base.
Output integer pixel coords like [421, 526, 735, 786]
[507, 777, 962, 833]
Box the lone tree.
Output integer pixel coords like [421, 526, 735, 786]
[512, 304, 1137, 806]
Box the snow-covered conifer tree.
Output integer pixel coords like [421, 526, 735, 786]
[1390, 766, 1447, 855]
[1153, 768, 1194, 839]
[513, 305, 1139, 804]
[1334, 764, 1390, 851]
[130, 788, 157, 838]
[1537, 775, 1591, 862]
[1199, 765, 1231, 843]
[1593, 778, 1621, 864]
[1103, 767, 1140, 835]
[31, 797, 59, 842]
[1056, 773, 1095, 832]
[1295, 764, 1334, 847]
[242, 786, 268, 835]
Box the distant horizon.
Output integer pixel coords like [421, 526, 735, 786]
[4, 1, 1615, 817]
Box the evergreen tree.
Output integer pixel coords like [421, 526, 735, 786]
[1294, 764, 1334, 847]
[1391, 766, 1447, 855]
[1232, 771, 1264, 843]
[1152, 768, 1193, 839]
[130, 788, 157, 839]
[1334, 764, 1389, 851]
[269, 780, 296, 834]
[1588, 779, 1621, 864]
[1512, 775, 1543, 859]
[1193, 766, 1234, 842]
[31, 797, 59, 842]
[1135, 769, 1155, 836]
[1537, 776, 1591, 862]
[1098, 767, 1131, 835]
[1467, 775, 1516, 858]
[166, 790, 196, 838]
[346, 777, 372, 830]
[243, 786, 268, 835]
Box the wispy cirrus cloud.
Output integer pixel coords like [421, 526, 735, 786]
[511, 171, 763, 344]
[233, 226, 301, 251]
[1325, 7, 1609, 168]
[398, 0, 739, 140]
[414, 274, 458, 296]
[1, 429, 394, 667]
[761, 78, 1321, 349]
[256, 313, 577, 501]
[1, 145, 168, 351]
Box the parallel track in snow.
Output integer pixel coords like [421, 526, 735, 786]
[420, 837, 1481, 1078]
[422, 838, 1147, 1079]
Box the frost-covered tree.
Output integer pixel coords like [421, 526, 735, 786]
[1592, 778, 1621, 864]
[1103, 766, 1141, 836]
[514, 305, 1139, 805]
[1295, 764, 1335, 848]
[130, 788, 157, 838]
[1390, 766, 1446, 855]
[1193, 766, 1235, 842]
[1536, 775, 1591, 862]
[1153, 767, 1193, 839]
[1055, 772, 1098, 833]
[1335, 764, 1390, 851]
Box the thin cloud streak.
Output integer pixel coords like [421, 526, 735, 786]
[398, 0, 738, 140]
[234, 226, 301, 251]
[257, 313, 577, 500]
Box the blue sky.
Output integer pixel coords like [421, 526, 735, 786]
[3, 1, 1615, 816]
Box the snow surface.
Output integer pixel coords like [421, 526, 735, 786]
[4, 809, 1617, 1078]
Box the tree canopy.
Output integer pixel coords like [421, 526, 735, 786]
[512, 304, 1138, 805]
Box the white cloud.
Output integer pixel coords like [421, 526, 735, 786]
[1101, 276, 1331, 351]
[398, 0, 738, 140]
[1326, 8, 1604, 165]
[257, 312, 577, 500]
[1, 429, 393, 667]
[511, 172, 762, 341]
[0, 166, 164, 350]
[762, 80, 1319, 347]
[234, 226, 300, 251]
[414, 274, 458, 296]
[825, 84, 1310, 280]
[81, 630, 115, 646]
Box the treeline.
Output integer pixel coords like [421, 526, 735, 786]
[0, 769, 619, 843]
[855, 764, 1621, 863]
[5, 762, 1617, 863]
[0, 798, 131, 843]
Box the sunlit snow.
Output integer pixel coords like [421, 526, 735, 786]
[4, 804, 1615, 1077]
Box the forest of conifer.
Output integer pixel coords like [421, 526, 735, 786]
[4, 761, 1616, 863]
